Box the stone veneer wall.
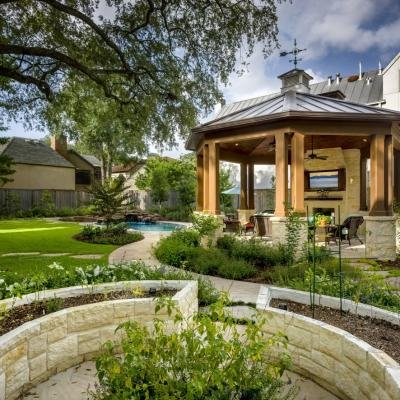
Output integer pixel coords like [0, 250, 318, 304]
[0, 280, 198, 400]
[304, 147, 364, 223]
[257, 286, 400, 400]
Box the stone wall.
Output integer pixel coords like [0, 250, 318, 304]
[304, 147, 364, 222]
[257, 286, 400, 400]
[365, 216, 397, 260]
[0, 281, 198, 400]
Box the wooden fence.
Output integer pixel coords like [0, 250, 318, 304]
[0, 189, 92, 210]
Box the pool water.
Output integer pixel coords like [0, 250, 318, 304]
[127, 221, 183, 232]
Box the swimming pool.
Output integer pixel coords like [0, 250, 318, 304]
[127, 221, 183, 232]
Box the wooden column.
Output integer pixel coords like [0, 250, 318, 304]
[394, 149, 400, 203]
[196, 153, 204, 211]
[248, 163, 255, 209]
[203, 144, 209, 212]
[290, 132, 305, 213]
[369, 135, 386, 215]
[240, 162, 248, 209]
[360, 156, 368, 211]
[275, 133, 289, 217]
[385, 135, 394, 214]
[207, 141, 220, 214]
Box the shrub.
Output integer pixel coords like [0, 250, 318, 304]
[186, 247, 228, 275]
[191, 212, 222, 237]
[217, 259, 257, 280]
[169, 228, 200, 247]
[216, 235, 237, 252]
[75, 223, 143, 246]
[93, 296, 295, 400]
[154, 237, 192, 268]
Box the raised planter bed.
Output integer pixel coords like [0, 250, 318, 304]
[257, 286, 400, 400]
[0, 280, 198, 400]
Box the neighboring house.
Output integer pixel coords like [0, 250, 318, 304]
[0, 137, 76, 190]
[112, 160, 147, 209]
[0, 136, 101, 191]
[50, 136, 102, 190]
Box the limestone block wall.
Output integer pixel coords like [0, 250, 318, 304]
[257, 286, 400, 400]
[0, 280, 198, 400]
[365, 216, 397, 260]
[304, 147, 363, 223]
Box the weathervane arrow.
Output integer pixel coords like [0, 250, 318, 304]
[280, 39, 306, 68]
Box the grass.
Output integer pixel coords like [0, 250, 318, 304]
[0, 219, 118, 280]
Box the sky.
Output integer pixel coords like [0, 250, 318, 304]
[3, 0, 400, 170]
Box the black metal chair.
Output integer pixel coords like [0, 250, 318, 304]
[340, 216, 364, 245]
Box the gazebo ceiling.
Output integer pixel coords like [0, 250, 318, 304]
[219, 134, 371, 161]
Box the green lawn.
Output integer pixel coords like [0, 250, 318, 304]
[0, 219, 118, 280]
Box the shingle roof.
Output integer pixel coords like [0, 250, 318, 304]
[216, 70, 383, 119]
[80, 154, 102, 167]
[1, 137, 74, 168]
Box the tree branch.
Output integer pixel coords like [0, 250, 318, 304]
[0, 65, 53, 100]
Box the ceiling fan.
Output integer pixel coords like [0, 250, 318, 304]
[306, 136, 327, 160]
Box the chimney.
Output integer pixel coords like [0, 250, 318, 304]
[327, 75, 333, 86]
[335, 73, 341, 85]
[358, 62, 362, 80]
[278, 69, 313, 94]
[50, 135, 68, 158]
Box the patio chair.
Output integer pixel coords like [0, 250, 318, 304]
[340, 216, 364, 245]
[242, 216, 256, 236]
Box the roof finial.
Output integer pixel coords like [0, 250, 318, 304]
[378, 60, 382, 75]
[280, 39, 307, 69]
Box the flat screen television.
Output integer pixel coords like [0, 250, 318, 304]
[305, 169, 345, 191]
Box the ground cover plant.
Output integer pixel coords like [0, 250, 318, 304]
[92, 295, 297, 400]
[0, 219, 117, 279]
[75, 223, 143, 246]
[0, 261, 219, 307]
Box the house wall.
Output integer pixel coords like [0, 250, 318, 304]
[2, 164, 75, 190]
[64, 152, 95, 191]
[383, 54, 400, 111]
[303, 147, 363, 223]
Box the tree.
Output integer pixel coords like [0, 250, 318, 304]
[0, 137, 15, 186]
[136, 155, 196, 209]
[136, 155, 235, 211]
[89, 176, 129, 225]
[1, 0, 281, 142]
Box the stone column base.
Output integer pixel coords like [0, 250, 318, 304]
[365, 216, 396, 260]
[271, 216, 308, 256]
[237, 209, 255, 225]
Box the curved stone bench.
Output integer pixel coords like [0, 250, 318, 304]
[0, 280, 198, 400]
[257, 286, 400, 400]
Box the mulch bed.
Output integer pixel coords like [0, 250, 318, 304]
[270, 299, 400, 363]
[0, 289, 176, 336]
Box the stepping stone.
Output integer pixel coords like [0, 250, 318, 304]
[41, 253, 71, 257]
[386, 277, 400, 289]
[1, 252, 40, 257]
[70, 254, 103, 259]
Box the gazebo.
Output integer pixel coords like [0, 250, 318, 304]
[186, 69, 400, 260]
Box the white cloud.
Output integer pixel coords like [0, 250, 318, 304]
[277, 0, 399, 58]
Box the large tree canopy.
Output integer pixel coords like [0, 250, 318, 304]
[1, 0, 281, 133]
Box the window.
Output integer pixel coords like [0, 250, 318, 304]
[75, 170, 91, 185]
[305, 169, 345, 191]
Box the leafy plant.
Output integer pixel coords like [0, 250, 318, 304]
[89, 177, 129, 225]
[45, 295, 64, 313]
[191, 213, 222, 238]
[76, 223, 143, 245]
[93, 295, 296, 400]
[0, 138, 15, 186]
[284, 207, 304, 266]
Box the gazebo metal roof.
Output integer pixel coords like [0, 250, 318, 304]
[186, 90, 400, 150]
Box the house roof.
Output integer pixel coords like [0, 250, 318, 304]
[0, 137, 74, 168]
[215, 70, 383, 120]
[80, 154, 102, 167]
[112, 160, 146, 174]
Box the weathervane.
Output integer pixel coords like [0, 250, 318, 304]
[280, 39, 306, 68]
